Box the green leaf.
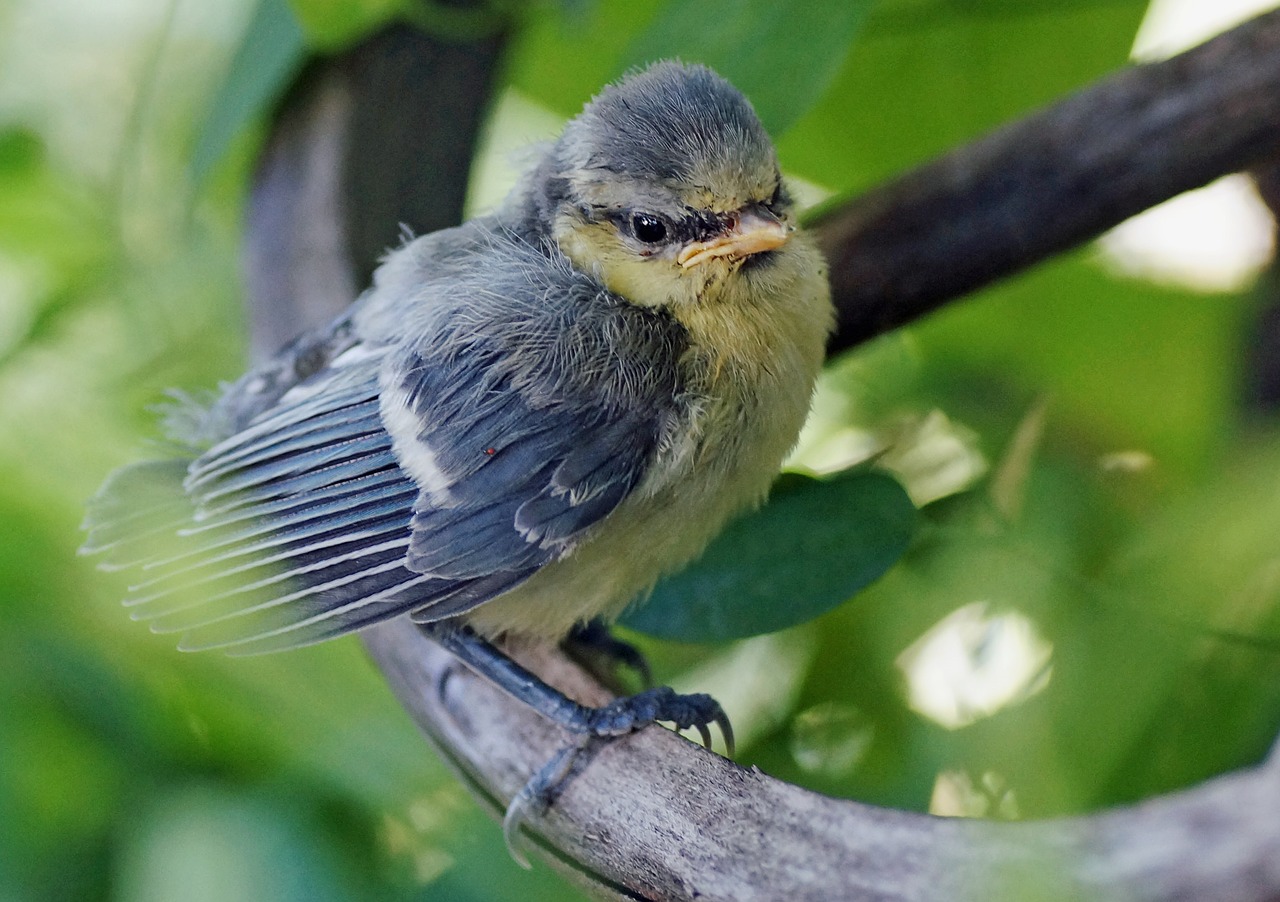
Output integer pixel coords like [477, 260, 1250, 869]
[289, 0, 407, 49]
[506, 0, 869, 137]
[505, 5, 657, 117]
[625, 470, 916, 642]
[0, 128, 43, 175]
[115, 788, 356, 902]
[621, 0, 873, 135]
[190, 0, 307, 186]
[777, 0, 1148, 193]
[911, 249, 1249, 480]
[1104, 439, 1280, 640]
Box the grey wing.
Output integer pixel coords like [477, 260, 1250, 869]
[84, 342, 664, 654]
[87, 358, 426, 652]
[387, 344, 663, 618]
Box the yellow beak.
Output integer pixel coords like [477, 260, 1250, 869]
[677, 209, 789, 268]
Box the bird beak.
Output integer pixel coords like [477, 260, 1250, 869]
[677, 208, 789, 268]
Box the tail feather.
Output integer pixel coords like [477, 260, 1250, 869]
[80, 460, 194, 569]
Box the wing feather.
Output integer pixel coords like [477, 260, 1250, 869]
[82, 226, 688, 651]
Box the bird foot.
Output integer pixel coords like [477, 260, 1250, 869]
[502, 686, 734, 864]
[502, 733, 600, 866]
[582, 686, 734, 752]
[422, 623, 732, 864]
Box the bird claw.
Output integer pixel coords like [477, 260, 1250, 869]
[584, 686, 735, 756]
[502, 733, 599, 866]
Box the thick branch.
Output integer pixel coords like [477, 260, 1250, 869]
[365, 619, 1280, 902]
[242, 9, 1280, 902]
[243, 22, 506, 364]
[816, 6, 1280, 354]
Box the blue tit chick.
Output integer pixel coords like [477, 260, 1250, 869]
[83, 60, 831, 651]
[82, 62, 832, 812]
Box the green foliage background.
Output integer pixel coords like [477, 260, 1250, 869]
[3, 1, 1279, 899]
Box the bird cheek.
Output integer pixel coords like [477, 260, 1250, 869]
[675, 264, 727, 307]
[552, 215, 613, 276]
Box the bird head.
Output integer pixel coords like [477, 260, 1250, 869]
[534, 62, 805, 312]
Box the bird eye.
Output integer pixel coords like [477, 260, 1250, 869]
[629, 213, 668, 244]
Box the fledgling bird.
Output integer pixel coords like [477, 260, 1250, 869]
[82, 60, 832, 838]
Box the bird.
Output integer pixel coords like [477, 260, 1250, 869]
[81, 60, 833, 846]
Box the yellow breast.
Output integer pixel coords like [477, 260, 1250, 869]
[465, 235, 832, 641]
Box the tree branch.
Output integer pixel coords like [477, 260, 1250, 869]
[815, 6, 1280, 354]
[241, 10, 1280, 901]
[242, 21, 506, 365]
[365, 618, 1280, 902]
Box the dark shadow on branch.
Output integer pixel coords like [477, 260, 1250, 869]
[1246, 159, 1280, 413]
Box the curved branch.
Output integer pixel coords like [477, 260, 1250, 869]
[365, 618, 1280, 902]
[242, 10, 1280, 901]
[243, 21, 507, 365]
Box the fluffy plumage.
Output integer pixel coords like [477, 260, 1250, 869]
[81, 61, 833, 652]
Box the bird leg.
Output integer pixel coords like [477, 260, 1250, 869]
[422, 621, 733, 863]
[562, 618, 653, 691]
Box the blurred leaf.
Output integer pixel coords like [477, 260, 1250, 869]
[116, 788, 358, 902]
[505, 5, 665, 116]
[1105, 439, 1280, 637]
[0, 175, 105, 359]
[0, 127, 42, 174]
[507, 1, 1146, 197]
[1, 686, 124, 898]
[911, 251, 1249, 480]
[509, 0, 868, 137]
[625, 470, 916, 641]
[1077, 439, 1280, 800]
[190, 0, 307, 186]
[0, 127, 103, 263]
[621, 0, 872, 135]
[778, 0, 1149, 191]
[289, 0, 406, 49]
